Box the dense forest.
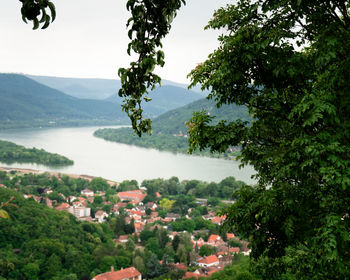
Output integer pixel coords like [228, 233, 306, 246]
[0, 140, 73, 166]
[94, 98, 250, 157]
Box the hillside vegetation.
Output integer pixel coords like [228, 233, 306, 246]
[0, 74, 127, 129]
[106, 85, 204, 117]
[0, 140, 73, 166]
[94, 98, 250, 157]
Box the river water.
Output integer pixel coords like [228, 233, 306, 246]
[0, 126, 256, 184]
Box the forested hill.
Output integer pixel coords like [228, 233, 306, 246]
[106, 85, 204, 117]
[0, 139, 73, 166]
[152, 98, 251, 135]
[94, 98, 250, 157]
[0, 74, 127, 128]
[0, 187, 112, 280]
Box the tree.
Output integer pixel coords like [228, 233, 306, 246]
[185, 1, 350, 279]
[119, 0, 349, 279]
[146, 254, 162, 279]
[159, 198, 175, 211]
[199, 244, 216, 257]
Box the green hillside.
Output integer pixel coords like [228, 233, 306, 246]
[106, 85, 204, 117]
[0, 74, 127, 129]
[0, 187, 112, 280]
[94, 98, 251, 157]
[0, 140, 73, 166]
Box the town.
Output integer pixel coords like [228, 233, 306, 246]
[0, 168, 250, 280]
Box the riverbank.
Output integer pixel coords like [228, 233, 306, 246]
[0, 166, 119, 187]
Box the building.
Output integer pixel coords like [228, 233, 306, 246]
[207, 234, 220, 245]
[92, 266, 141, 280]
[95, 210, 108, 223]
[197, 255, 220, 267]
[56, 202, 70, 211]
[81, 189, 94, 197]
[69, 206, 91, 218]
[117, 190, 146, 204]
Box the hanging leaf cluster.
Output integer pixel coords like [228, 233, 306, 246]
[118, 0, 186, 136]
[19, 0, 56, 30]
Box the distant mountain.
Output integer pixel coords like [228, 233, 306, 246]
[27, 75, 205, 117]
[27, 74, 205, 99]
[0, 74, 127, 128]
[106, 85, 204, 117]
[27, 75, 121, 100]
[94, 98, 251, 157]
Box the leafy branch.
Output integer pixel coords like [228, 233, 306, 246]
[118, 0, 186, 136]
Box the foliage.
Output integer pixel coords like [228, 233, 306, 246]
[199, 244, 216, 257]
[0, 139, 73, 166]
[118, 0, 186, 136]
[184, 1, 350, 279]
[159, 198, 175, 211]
[0, 188, 113, 280]
[19, 0, 56, 30]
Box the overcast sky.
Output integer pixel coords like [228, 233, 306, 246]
[0, 0, 232, 84]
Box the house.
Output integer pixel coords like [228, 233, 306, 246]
[134, 222, 145, 233]
[81, 189, 94, 197]
[115, 235, 129, 243]
[211, 216, 225, 225]
[117, 190, 146, 204]
[229, 247, 241, 254]
[70, 206, 91, 219]
[95, 210, 108, 223]
[56, 202, 70, 211]
[92, 266, 142, 280]
[207, 234, 220, 245]
[197, 255, 220, 267]
[165, 213, 180, 221]
[226, 233, 235, 239]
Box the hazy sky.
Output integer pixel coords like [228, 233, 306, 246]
[0, 0, 232, 84]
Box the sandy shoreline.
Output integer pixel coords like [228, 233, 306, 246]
[0, 166, 119, 187]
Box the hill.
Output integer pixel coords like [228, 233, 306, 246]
[94, 98, 251, 157]
[0, 187, 112, 280]
[106, 85, 204, 117]
[27, 74, 204, 99]
[0, 139, 73, 166]
[0, 74, 127, 129]
[27, 74, 121, 100]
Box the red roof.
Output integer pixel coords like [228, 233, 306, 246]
[184, 272, 200, 279]
[229, 247, 241, 253]
[226, 233, 235, 239]
[56, 203, 70, 210]
[93, 267, 141, 280]
[198, 255, 219, 264]
[207, 234, 220, 243]
[117, 191, 146, 202]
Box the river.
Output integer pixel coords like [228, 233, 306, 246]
[0, 126, 256, 184]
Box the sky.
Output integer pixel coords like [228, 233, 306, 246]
[0, 0, 232, 84]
